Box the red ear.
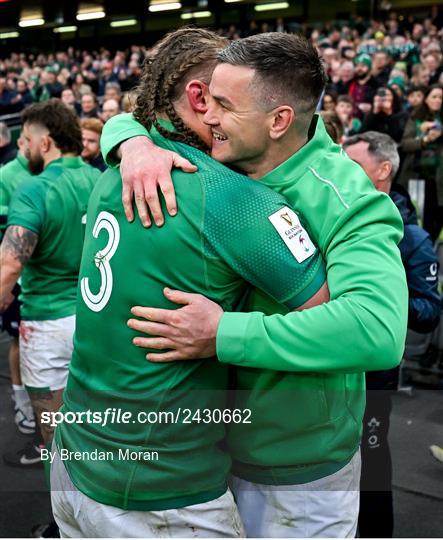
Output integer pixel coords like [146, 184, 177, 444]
[186, 80, 209, 113]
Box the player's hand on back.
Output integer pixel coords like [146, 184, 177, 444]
[127, 288, 223, 361]
[120, 136, 197, 227]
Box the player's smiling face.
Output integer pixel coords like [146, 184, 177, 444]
[204, 63, 273, 172]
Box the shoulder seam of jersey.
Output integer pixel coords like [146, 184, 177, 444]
[308, 167, 350, 210]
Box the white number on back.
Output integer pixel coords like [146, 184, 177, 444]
[80, 211, 120, 312]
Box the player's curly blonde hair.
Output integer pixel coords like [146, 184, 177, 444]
[134, 27, 228, 152]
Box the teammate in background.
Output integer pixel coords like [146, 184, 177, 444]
[0, 99, 100, 462]
[343, 131, 441, 538]
[80, 118, 106, 172]
[102, 33, 407, 537]
[0, 121, 17, 164]
[1, 135, 36, 440]
[51, 28, 328, 538]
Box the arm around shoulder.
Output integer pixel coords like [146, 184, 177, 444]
[216, 191, 409, 373]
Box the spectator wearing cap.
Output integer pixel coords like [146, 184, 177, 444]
[360, 85, 408, 142]
[388, 75, 407, 101]
[80, 118, 106, 172]
[348, 54, 378, 119]
[399, 84, 443, 240]
[80, 92, 99, 119]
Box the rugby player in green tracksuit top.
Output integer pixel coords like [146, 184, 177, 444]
[0, 139, 36, 438]
[52, 120, 328, 537]
[1, 100, 100, 457]
[100, 37, 408, 536]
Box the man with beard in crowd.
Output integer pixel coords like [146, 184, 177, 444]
[348, 54, 378, 118]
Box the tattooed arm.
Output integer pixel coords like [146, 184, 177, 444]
[0, 225, 38, 312]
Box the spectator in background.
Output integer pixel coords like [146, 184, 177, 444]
[100, 98, 121, 123]
[0, 76, 16, 115]
[61, 87, 81, 115]
[336, 94, 362, 137]
[423, 52, 443, 85]
[405, 85, 425, 113]
[330, 60, 355, 95]
[0, 122, 16, 165]
[98, 62, 119, 96]
[321, 90, 338, 112]
[80, 118, 106, 172]
[103, 81, 122, 104]
[372, 50, 392, 86]
[33, 68, 63, 101]
[344, 131, 441, 538]
[399, 84, 443, 240]
[80, 92, 99, 119]
[410, 64, 431, 88]
[8, 79, 33, 112]
[123, 60, 141, 91]
[360, 85, 408, 142]
[387, 75, 406, 101]
[71, 73, 92, 100]
[349, 54, 378, 118]
[320, 110, 344, 143]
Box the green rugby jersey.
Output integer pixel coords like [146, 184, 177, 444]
[101, 113, 408, 486]
[0, 153, 32, 229]
[56, 124, 326, 511]
[7, 157, 100, 320]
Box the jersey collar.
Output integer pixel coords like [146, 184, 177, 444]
[46, 156, 84, 169]
[259, 115, 332, 188]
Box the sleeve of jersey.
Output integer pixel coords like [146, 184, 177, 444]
[7, 181, 45, 234]
[101, 113, 152, 168]
[204, 182, 326, 310]
[216, 192, 409, 373]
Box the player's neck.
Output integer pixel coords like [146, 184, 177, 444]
[43, 149, 76, 169]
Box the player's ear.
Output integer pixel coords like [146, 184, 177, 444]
[40, 133, 51, 154]
[186, 80, 209, 114]
[269, 106, 295, 140]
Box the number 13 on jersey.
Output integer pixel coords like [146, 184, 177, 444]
[81, 211, 120, 312]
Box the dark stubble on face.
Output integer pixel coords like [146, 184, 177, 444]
[28, 154, 45, 175]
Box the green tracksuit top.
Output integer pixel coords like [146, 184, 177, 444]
[7, 157, 100, 320]
[56, 124, 326, 511]
[101, 113, 408, 485]
[0, 153, 32, 228]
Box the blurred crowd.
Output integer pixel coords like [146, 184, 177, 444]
[1, 7, 443, 239]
